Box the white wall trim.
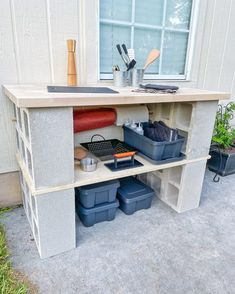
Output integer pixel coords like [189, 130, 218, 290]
[78, 0, 87, 84]
[9, 0, 21, 83]
[45, 0, 55, 84]
[184, 0, 200, 81]
[217, 0, 233, 90]
[202, 0, 217, 88]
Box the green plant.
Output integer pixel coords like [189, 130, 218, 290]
[0, 208, 29, 294]
[212, 102, 235, 149]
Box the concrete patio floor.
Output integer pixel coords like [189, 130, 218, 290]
[1, 170, 235, 294]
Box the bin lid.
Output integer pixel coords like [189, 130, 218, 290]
[77, 199, 119, 215]
[77, 179, 120, 194]
[117, 177, 155, 204]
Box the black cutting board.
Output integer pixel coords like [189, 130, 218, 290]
[47, 86, 119, 94]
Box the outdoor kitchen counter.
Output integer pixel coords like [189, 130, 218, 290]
[3, 85, 229, 107]
[3, 84, 230, 259]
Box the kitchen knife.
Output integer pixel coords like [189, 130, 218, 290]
[122, 44, 130, 63]
[116, 44, 129, 68]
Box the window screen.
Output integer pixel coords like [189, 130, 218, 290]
[100, 0, 193, 79]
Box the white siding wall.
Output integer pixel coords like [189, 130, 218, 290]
[0, 0, 78, 173]
[197, 0, 235, 98]
[0, 0, 235, 174]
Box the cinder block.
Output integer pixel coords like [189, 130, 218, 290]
[147, 160, 207, 213]
[27, 107, 74, 189]
[184, 101, 218, 159]
[177, 160, 207, 212]
[35, 189, 76, 258]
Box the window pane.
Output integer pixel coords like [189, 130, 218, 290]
[161, 31, 188, 75]
[100, 0, 132, 22]
[100, 23, 131, 74]
[165, 0, 192, 29]
[135, 0, 164, 26]
[134, 28, 161, 74]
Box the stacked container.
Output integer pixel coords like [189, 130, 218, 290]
[75, 180, 120, 227]
[117, 177, 155, 215]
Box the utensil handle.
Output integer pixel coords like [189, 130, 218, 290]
[114, 151, 136, 159]
[116, 44, 122, 55]
[116, 44, 129, 68]
[114, 152, 136, 169]
[122, 44, 128, 55]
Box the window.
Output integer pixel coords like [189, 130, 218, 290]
[99, 0, 195, 80]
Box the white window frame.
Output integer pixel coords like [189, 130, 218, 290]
[98, 0, 200, 81]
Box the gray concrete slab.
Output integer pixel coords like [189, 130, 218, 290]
[1, 170, 235, 294]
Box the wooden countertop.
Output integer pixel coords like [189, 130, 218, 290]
[3, 84, 230, 108]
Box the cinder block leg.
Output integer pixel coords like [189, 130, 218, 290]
[16, 106, 75, 258]
[185, 101, 218, 159]
[143, 160, 207, 213]
[177, 160, 207, 212]
[27, 107, 74, 189]
[33, 189, 75, 259]
[19, 167, 76, 258]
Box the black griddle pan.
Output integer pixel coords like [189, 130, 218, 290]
[47, 86, 119, 94]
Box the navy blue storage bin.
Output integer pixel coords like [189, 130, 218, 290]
[117, 177, 155, 215]
[75, 180, 120, 209]
[76, 200, 119, 227]
[123, 124, 185, 161]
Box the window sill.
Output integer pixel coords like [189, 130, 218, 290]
[97, 79, 194, 84]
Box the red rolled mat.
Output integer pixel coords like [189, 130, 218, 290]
[73, 108, 116, 133]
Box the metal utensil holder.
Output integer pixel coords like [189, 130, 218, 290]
[129, 69, 145, 87]
[113, 71, 128, 87]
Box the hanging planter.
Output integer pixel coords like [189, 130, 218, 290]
[208, 103, 235, 177]
[208, 144, 235, 176]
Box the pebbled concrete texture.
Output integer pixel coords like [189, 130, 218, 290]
[1, 170, 235, 294]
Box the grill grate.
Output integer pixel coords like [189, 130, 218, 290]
[81, 139, 136, 161]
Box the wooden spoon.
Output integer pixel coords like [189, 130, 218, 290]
[143, 49, 160, 70]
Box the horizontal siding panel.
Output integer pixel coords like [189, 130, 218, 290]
[0, 0, 18, 173]
[217, 0, 235, 98]
[13, 0, 51, 83]
[201, 0, 232, 90]
[49, 0, 78, 84]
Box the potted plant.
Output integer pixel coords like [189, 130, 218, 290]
[208, 102, 235, 176]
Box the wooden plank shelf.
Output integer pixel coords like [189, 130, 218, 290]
[16, 152, 210, 196]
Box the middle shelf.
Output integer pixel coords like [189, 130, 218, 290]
[81, 152, 210, 188]
[17, 152, 210, 197]
[74, 154, 189, 187]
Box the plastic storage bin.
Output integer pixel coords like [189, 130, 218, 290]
[117, 177, 155, 215]
[75, 180, 120, 208]
[76, 200, 119, 227]
[123, 124, 185, 161]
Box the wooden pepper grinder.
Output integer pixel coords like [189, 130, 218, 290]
[67, 39, 77, 86]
